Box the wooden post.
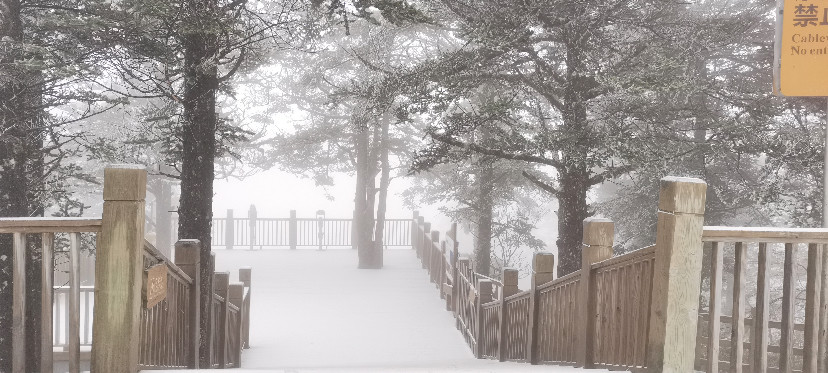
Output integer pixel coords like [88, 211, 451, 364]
[803, 243, 822, 373]
[646, 177, 707, 373]
[228, 283, 244, 368]
[780, 243, 796, 373]
[753, 243, 770, 372]
[90, 165, 148, 373]
[576, 217, 614, 368]
[817, 245, 828, 372]
[819, 243, 828, 373]
[456, 257, 470, 331]
[731, 242, 746, 373]
[707, 242, 723, 373]
[451, 223, 459, 314]
[422, 222, 431, 270]
[214, 272, 230, 368]
[69, 233, 81, 373]
[225, 209, 234, 250]
[12, 232, 26, 373]
[174, 239, 201, 369]
[412, 211, 419, 251]
[527, 253, 555, 364]
[248, 205, 257, 251]
[441, 239, 451, 309]
[475, 279, 493, 359]
[289, 210, 297, 250]
[239, 267, 252, 349]
[431, 230, 439, 283]
[416, 216, 425, 259]
[498, 268, 519, 362]
[40, 232, 55, 373]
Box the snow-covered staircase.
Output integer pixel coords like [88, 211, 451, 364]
[155, 249, 602, 372]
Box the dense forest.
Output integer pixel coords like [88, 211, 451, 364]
[1, 0, 827, 369]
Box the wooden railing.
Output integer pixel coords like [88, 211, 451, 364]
[0, 218, 102, 373]
[413, 176, 828, 373]
[695, 228, 828, 373]
[1, 166, 253, 372]
[138, 240, 197, 369]
[588, 245, 655, 369]
[174, 210, 413, 249]
[536, 271, 580, 365]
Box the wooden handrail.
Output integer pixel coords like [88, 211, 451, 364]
[415, 179, 828, 373]
[535, 270, 579, 292]
[143, 239, 193, 285]
[504, 289, 531, 303]
[589, 244, 655, 271]
[0, 217, 102, 233]
[0, 166, 252, 373]
[415, 177, 713, 372]
[702, 226, 828, 243]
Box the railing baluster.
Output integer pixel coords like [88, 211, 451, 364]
[708, 241, 723, 373]
[12, 232, 27, 373]
[84, 285, 91, 345]
[753, 243, 769, 373]
[779, 243, 796, 373]
[69, 232, 81, 373]
[55, 289, 62, 350]
[731, 242, 746, 373]
[40, 232, 54, 373]
[803, 243, 822, 373]
[820, 243, 828, 373]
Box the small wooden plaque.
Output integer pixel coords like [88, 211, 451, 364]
[143, 264, 167, 308]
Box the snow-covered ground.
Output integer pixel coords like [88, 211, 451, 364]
[159, 249, 615, 372]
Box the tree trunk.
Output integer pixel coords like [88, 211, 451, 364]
[153, 179, 173, 255]
[355, 125, 378, 268]
[555, 167, 590, 275]
[555, 38, 592, 276]
[23, 70, 45, 373]
[179, 1, 219, 365]
[372, 118, 391, 266]
[0, 0, 43, 368]
[474, 157, 494, 276]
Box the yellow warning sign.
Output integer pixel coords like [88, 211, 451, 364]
[779, 0, 828, 96]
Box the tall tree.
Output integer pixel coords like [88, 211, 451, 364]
[388, 0, 775, 275]
[103, 0, 306, 360]
[0, 0, 116, 368]
[255, 7, 441, 268]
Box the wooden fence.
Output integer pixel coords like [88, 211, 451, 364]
[695, 229, 828, 373]
[184, 209, 413, 249]
[413, 176, 828, 373]
[0, 165, 252, 372]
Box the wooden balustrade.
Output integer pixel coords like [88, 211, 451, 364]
[480, 300, 501, 359]
[0, 218, 101, 373]
[454, 258, 478, 352]
[1, 165, 252, 372]
[413, 176, 727, 373]
[137, 240, 196, 369]
[413, 176, 827, 373]
[537, 272, 580, 365]
[502, 290, 530, 361]
[184, 210, 412, 249]
[695, 228, 828, 373]
[589, 245, 655, 369]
